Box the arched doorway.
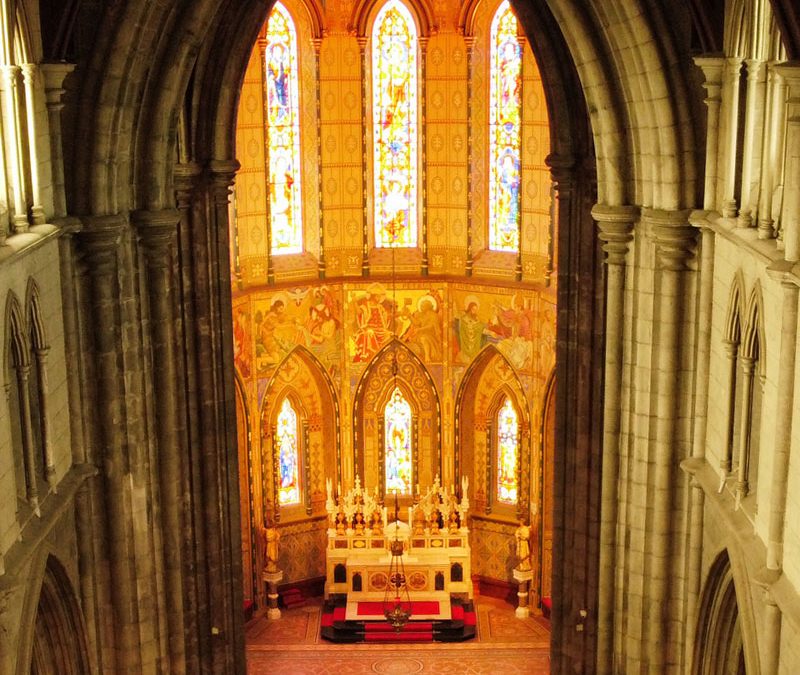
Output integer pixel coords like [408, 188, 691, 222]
[29, 557, 91, 675]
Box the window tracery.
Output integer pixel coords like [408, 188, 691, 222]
[488, 0, 521, 253]
[276, 397, 301, 505]
[372, 0, 418, 248]
[384, 386, 413, 493]
[496, 396, 518, 504]
[265, 3, 304, 255]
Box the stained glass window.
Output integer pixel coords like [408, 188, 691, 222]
[372, 0, 418, 248]
[277, 398, 300, 505]
[385, 387, 413, 493]
[496, 397, 519, 504]
[489, 1, 521, 252]
[265, 3, 303, 255]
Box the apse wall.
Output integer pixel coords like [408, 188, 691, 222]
[233, 278, 556, 608]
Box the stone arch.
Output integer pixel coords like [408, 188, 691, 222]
[233, 371, 258, 608]
[693, 549, 758, 675]
[538, 367, 556, 606]
[261, 346, 340, 518]
[454, 344, 530, 517]
[724, 272, 746, 345]
[59, 0, 705, 668]
[353, 339, 441, 497]
[23, 555, 91, 675]
[25, 279, 47, 352]
[741, 281, 765, 372]
[5, 291, 28, 371]
[349, 0, 436, 38]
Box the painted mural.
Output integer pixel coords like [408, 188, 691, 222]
[452, 290, 537, 371]
[253, 285, 342, 376]
[347, 283, 445, 364]
[233, 304, 253, 378]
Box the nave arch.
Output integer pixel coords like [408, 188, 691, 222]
[55, 0, 704, 670]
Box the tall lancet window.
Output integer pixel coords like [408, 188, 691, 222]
[496, 397, 519, 504]
[277, 398, 300, 505]
[372, 0, 418, 248]
[488, 1, 522, 252]
[384, 387, 413, 493]
[265, 3, 303, 255]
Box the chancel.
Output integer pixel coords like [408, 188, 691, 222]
[2, 0, 800, 673]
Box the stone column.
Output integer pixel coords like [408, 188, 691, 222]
[694, 57, 725, 210]
[19, 64, 46, 224]
[592, 203, 636, 674]
[645, 209, 696, 672]
[33, 347, 57, 491]
[513, 568, 533, 618]
[757, 63, 786, 239]
[762, 588, 782, 675]
[737, 59, 766, 228]
[735, 355, 756, 502]
[722, 58, 744, 218]
[78, 217, 143, 672]
[763, 265, 798, 571]
[775, 63, 800, 261]
[263, 570, 284, 620]
[684, 214, 715, 665]
[0, 65, 28, 232]
[133, 208, 186, 672]
[41, 64, 74, 219]
[15, 359, 39, 515]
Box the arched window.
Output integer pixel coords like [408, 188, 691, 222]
[384, 386, 413, 493]
[496, 396, 519, 504]
[372, 0, 418, 248]
[265, 3, 303, 255]
[276, 398, 300, 505]
[488, 0, 521, 253]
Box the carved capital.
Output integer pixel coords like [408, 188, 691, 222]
[724, 56, 743, 83]
[132, 209, 180, 268]
[78, 215, 126, 276]
[174, 162, 202, 208]
[693, 55, 725, 104]
[592, 204, 638, 265]
[644, 209, 696, 271]
[208, 159, 239, 204]
[0, 64, 20, 90]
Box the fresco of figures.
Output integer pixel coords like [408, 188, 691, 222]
[347, 283, 445, 364]
[232, 282, 556, 385]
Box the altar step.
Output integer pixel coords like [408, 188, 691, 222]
[321, 597, 476, 643]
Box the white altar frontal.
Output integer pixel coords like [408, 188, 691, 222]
[324, 477, 473, 601]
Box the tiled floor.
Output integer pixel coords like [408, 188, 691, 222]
[246, 595, 551, 674]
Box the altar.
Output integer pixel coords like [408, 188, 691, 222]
[324, 477, 473, 601]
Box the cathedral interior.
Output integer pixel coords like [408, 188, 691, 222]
[1, 0, 800, 672]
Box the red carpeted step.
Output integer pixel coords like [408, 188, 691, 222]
[356, 601, 439, 616]
[364, 622, 434, 632]
[365, 631, 433, 642]
[333, 606, 347, 621]
[464, 611, 476, 626]
[451, 605, 464, 620]
[321, 613, 334, 627]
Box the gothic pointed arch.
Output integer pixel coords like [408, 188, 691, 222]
[741, 282, 765, 368]
[261, 346, 340, 515]
[724, 273, 746, 345]
[353, 339, 440, 498]
[454, 344, 529, 510]
[693, 550, 758, 675]
[25, 280, 47, 352]
[26, 555, 91, 675]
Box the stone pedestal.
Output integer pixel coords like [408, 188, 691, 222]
[513, 568, 534, 618]
[263, 570, 284, 620]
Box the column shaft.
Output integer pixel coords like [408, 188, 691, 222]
[593, 204, 636, 674]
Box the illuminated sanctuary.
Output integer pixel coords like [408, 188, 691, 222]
[2, 0, 800, 672]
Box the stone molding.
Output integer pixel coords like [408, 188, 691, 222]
[643, 208, 697, 270]
[592, 204, 638, 265]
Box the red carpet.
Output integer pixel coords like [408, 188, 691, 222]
[365, 622, 433, 632]
[356, 601, 439, 617]
[365, 631, 433, 642]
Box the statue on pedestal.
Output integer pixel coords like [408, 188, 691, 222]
[261, 517, 281, 575]
[515, 520, 532, 572]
